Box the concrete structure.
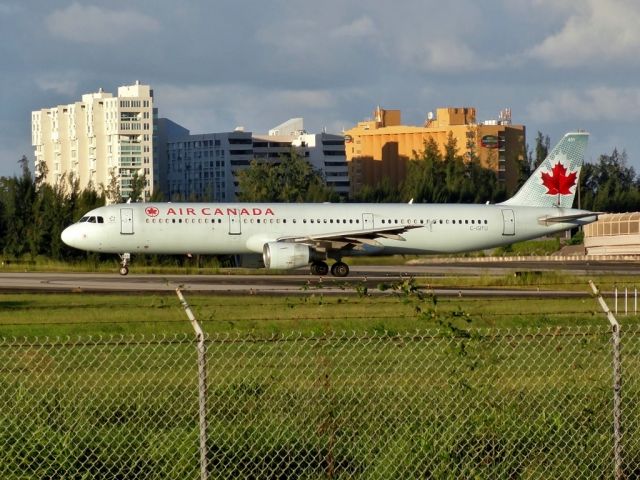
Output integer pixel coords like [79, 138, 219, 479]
[584, 213, 640, 255]
[154, 118, 190, 197]
[256, 118, 350, 198]
[344, 106, 526, 196]
[166, 130, 252, 201]
[165, 119, 349, 201]
[32, 82, 154, 202]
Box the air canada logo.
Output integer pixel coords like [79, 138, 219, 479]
[145, 206, 159, 217]
[541, 162, 577, 195]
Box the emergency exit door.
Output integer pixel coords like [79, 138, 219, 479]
[501, 209, 515, 236]
[120, 208, 134, 235]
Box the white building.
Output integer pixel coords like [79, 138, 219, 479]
[258, 118, 350, 198]
[164, 119, 350, 201]
[32, 81, 154, 202]
[166, 130, 253, 201]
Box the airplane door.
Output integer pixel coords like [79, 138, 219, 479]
[120, 208, 134, 235]
[228, 214, 241, 235]
[362, 213, 374, 229]
[502, 209, 515, 236]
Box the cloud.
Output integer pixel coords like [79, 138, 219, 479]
[410, 40, 480, 72]
[35, 74, 79, 96]
[155, 83, 340, 135]
[529, 0, 640, 67]
[329, 16, 376, 39]
[46, 3, 160, 45]
[527, 87, 640, 123]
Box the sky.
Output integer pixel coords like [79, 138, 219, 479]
[2, 0, 640, 177]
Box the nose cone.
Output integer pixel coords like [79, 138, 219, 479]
[61, 225, 80, 249]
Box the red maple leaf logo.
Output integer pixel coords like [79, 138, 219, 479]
[540, 162, 577, 195]
[145, 206, 159, 217]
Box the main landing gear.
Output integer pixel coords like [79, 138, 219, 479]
[310, 260, 350, 278]
[119, 253, 131, 276]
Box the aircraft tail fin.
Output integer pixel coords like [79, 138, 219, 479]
[500, 132, 588, 208]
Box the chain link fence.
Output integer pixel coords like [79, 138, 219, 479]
[1, 325, 639, 478]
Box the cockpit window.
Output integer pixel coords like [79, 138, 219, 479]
[79, 216, 89, 223]
[97, 216, 104, 224]
[87, 217, 96, 223]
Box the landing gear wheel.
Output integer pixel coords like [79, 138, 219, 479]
[310, 261, 329, 276]
[330, 261, 350, 278]
[119, 253, 131, 276]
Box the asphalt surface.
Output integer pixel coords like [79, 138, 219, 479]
[0, 260, 635, 296]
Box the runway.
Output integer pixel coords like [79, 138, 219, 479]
[0, 259, 634, 296]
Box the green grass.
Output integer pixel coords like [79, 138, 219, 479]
[1, 276, 639, 478]
[0, 274, 638, 338]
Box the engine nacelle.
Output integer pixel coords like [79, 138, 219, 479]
[263, 242, 314, 270]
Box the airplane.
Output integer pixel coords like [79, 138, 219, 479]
[61, 132, 598, 277]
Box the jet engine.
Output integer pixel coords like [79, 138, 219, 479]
[263, 242, 319, 270]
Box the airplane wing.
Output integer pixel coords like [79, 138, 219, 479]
[276, 224, 424, 251]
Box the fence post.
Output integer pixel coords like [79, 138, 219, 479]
[176, 288, 209, 480]
[589, 280, 622, 480]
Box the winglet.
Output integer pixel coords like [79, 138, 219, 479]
[500, 132, 589, 208]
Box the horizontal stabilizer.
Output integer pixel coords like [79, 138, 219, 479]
[538, 212, 601, 225]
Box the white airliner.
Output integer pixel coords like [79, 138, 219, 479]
[62, 132, 598, 277]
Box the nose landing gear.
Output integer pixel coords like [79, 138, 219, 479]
[119, 253, 131, 276]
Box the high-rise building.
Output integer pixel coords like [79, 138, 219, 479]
[166, 130, 252, 201]
[164, 118, 350, 201]
[32, 82, 154, 202]
[344, 106, 526, 196]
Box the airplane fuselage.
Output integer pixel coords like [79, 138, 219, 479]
[62, 202, 595, 257]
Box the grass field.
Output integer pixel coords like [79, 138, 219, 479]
[0, 275, 638, 338]
[2, 273, 640, 478]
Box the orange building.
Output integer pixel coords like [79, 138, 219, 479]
[344, 106, 526, 196]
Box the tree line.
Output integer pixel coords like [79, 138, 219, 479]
[2, 132, 640, 261]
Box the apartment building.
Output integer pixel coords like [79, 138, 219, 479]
[344, 106, 526, 196]
[32, 82, 154, 202]
[165, 118, 350, 201]
[166, 130, 253, 201]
